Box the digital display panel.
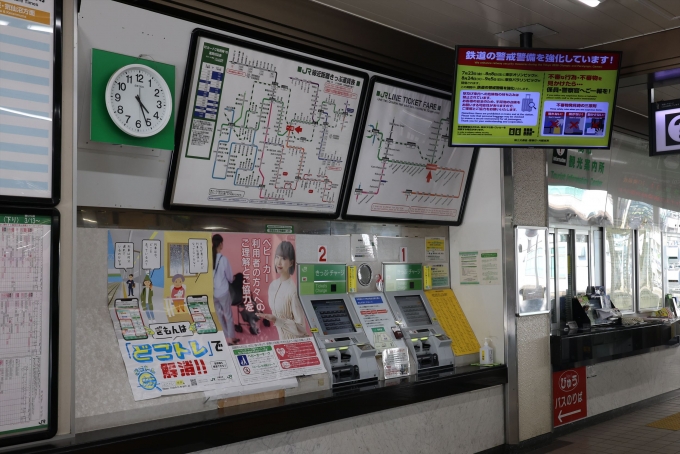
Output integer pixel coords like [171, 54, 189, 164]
[311, 299, 356, 335]
[451, 46, 621, 148]
[394, 295, 432, 326]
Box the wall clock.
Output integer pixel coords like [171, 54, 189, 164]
[105, 63, 172, 138]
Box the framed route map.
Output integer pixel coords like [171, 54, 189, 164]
[342, 77, 478, 225]
[165, 29, 368, 217]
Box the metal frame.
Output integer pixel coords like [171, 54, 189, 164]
[0, 207, 60, 448]
[515, 226, 550, 316]
[163, 28, 369, 218]
[339, 76, 479, 226]
[603, 226, 636, 314]
[0, 0, 62, 206]
[549, 225, 607, 327]
[450, 45, 623, 149]
[502, 149, 518, 445]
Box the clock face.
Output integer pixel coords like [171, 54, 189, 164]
[105, 64, 172, 138]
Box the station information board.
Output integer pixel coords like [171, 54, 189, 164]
[166, 30, 367, 217]
[451, 46, 621, 149]
[0, 0, 61, 205]
[0, 208, 59, 447]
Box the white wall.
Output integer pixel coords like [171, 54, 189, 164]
[192, 385, 505, 454]
[449, 149, 506, 362]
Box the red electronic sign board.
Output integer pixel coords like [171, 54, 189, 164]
[553, 367, 587, 427]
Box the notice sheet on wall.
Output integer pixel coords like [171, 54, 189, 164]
[0, 214, 53, 438]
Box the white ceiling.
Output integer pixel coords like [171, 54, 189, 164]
[309, 0, 680, 50]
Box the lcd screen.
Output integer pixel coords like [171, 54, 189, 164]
[394, 295, 432, 326]
[311, 299, 356, 335]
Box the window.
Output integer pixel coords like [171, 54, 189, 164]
[604, 228, 634, 312]
[575, 233, 589, 294]
[168, 243, 194, 277]
[638, 228, 663, 311]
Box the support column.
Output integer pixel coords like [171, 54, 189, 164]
[504, 149, 552, 445]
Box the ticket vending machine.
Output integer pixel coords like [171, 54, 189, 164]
[297, 263, 379, 387]
[382, 263, 454, 372]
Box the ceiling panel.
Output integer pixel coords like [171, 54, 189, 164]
[310, 0, 680, 50]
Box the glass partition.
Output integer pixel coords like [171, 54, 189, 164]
[575, 232, 590, 294]
[638, 228, 663, 311]
[605, 228, 635, 312]
[516, 227, 549, 316]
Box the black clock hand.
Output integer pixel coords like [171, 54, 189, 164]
[135, 95, 149, 124]
[135, 94, 150, 114]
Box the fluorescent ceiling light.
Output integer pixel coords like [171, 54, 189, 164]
[0, 20, 9, 26]
[82, 218, 97, 223]
[577, 0, 601, 6]
[27, 24, 52, 33]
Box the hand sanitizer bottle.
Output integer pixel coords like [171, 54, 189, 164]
[480, 338, 493, 365]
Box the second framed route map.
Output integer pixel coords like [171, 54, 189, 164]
[342, 77, 478, 226]
[165, 29, 368, 217]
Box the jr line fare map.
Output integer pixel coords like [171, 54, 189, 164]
[170, 36, 365, 214]
[344, 81, 475, 224]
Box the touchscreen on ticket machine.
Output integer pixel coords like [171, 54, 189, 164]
[297, 264, 379, 387]
[382, 263, 454, 372]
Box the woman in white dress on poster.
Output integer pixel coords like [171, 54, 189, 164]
[261, 241, 307, 340]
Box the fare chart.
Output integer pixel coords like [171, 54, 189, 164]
[343, 79, 476, 224]
[0, 214, 53, 440]
[169, 34, 366, 215]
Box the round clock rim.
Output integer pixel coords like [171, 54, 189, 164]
[105, 63, 172, 138]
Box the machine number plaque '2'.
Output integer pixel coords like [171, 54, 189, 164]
[552, 367, 587, 427]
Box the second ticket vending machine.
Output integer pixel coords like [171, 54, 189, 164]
[297, 263, 379, 387]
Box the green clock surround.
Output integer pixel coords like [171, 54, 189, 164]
[90, 49, 175, 150]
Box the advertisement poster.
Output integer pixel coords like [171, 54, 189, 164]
[107, 230, 325, 399]
[451, 47, 621, 148]
[210, 232, 325, 384]
[107, 230, 239, 400]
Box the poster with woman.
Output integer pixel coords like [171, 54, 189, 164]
[211, 233, 326, 384]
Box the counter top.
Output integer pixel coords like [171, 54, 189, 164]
[551, 320, 679, 371]
[551, 321, 673, 338]
[10, 365, 507, 454]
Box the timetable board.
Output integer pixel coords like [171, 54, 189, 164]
[342, 78, 477, 225]
[0, 208, 58, 447]
[165, 30, 368, 217]
[0, 0, 61, 205]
